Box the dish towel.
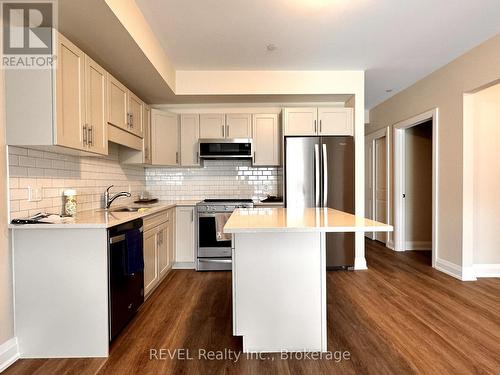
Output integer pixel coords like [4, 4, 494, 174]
[124, 228, 144, 275]
[215, 213, 232, 242]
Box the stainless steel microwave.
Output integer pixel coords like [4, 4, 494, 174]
[199, 138, 253, 159]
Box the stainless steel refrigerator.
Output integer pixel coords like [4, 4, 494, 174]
[284, 136, 355, 269]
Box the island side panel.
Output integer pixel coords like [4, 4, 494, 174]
[12, 228, 109, 358]
[232, 232, 327, 353]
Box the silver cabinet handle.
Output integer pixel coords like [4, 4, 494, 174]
[253, 151, 256, 164]
[322, 144, 328, 207]
[314, 144, 320, 207]
[175, 151, 179, 164]
[314, 119, 317, 133]
[221, 124, 225, 138]
[83, 124, 88, 146]
[319, 119, 322, 133]
[126, 113, 130, 127]
[196, 151, 199, 163]
[226, 124, 229, 138]
[191, 210, 193, 222]
[130, 113, 134, 128]
[88, 125, 93, 147]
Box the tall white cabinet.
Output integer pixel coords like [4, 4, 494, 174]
[151, 109, 179, 166]
[252, 114, 280, 166]
[180, 114, 200, 166]
[175, 206, 196, 268]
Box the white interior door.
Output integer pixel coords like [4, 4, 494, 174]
[365, 139, 374, 240]
[374, 137, 388, 243]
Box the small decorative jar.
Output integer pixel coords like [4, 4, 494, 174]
[63, 189, 77, 216]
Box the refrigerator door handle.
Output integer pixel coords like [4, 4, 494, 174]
[314, 144, 320, 207]
[322, 143, 328, 207]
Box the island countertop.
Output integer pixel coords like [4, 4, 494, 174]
[224, 207, 393, 233]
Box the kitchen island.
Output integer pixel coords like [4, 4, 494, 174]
[224, 207, 393, 353]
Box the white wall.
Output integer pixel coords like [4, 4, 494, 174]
[471, 84, 500, 265]
[405, 122, 432, 248]
[367, 33, 500, 270]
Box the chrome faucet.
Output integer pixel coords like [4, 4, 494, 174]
[104, 185, 131, 209]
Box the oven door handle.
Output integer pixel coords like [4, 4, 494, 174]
[198, 259, 232, 264]
[197, 212, 229, 217]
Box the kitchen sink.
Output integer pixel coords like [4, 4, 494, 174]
[109, 206, 149, 212]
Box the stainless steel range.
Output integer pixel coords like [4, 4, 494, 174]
[196, 199, 254, 271]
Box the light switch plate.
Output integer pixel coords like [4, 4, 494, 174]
[28, 186, 42, 202]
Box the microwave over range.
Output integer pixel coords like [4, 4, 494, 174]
[199, 138, 253, 159]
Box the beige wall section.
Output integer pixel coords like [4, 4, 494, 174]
[0, 68, 15, 344]
[175, 70, 364, 96]
[105, 0, 176, 91]
[472, 84, 500, 264]
[367, 33, 500, 266]
[405, 122, 432, 246]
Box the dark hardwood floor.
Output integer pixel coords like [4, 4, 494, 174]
[6, 240, 500, 374]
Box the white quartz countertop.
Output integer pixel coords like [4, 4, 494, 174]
[224, 207, 394, 233]
[9, 200, 200, 230]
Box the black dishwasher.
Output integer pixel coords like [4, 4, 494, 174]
[108, 219, 144, 342]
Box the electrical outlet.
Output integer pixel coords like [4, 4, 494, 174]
[28, 186, 42, 202]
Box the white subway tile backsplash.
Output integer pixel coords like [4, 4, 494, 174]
[145, 160, 282, 201]
[8, 145, 283, 219]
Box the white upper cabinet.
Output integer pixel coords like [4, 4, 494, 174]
[56, 34, 86, 151]
[107, 74, 128, 131]
[252, 114, 281, 166]
[283, 107, 318, 136]
[318, 107, 354, 136]
[180, 114, 200, 167]
[226, 114, 252, 138]
[128, 91, 144, 137]
[284, 107, 353, 136]
[199, 114, 225, 139]
[84, 56, 108, 155]
[143, 105, 152, 164]
[107, 74, 144, 138]
[151, 109, 179, 166]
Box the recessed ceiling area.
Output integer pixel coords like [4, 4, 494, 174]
[136, 0, 500, 108]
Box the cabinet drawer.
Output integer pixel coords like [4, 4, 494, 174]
[143, 210, 169, 231]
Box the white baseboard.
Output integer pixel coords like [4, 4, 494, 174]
[435, 258, 464, 281]
[461, 266, 478, 281]
[354, 256, 367, 270]
[386, 240, 394, 250]
[172, 262, 195, 270]
[0, 337, 19, 373]
[405, 241, 432, 251]
[474, 264, 500, 278]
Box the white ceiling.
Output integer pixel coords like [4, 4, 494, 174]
[136, 0, 500, 109]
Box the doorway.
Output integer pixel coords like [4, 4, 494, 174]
[394, 109, 439, 267]
[365, 127, 390, 245]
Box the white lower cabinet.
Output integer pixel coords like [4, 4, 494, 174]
[143, 208, 175, 298]
[175, 206, 196, 268]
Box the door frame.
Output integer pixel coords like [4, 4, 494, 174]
[365, 127, 391, 246]
[393, 108, 439, 268]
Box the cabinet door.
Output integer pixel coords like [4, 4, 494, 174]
[180, 114, 200, 166]
[158, 223, 169, 279]
[107, 74, 128, 130]
[226, 114, 252, 138]
[151, 109, 179, 166]
[175, 207, 195, 264]
[143, 105, 152, 164]
[128, 91, 144, 137]
[84, 56, 108, 155]
[168, 209, 175, 267]
[56, 34, 86, 151]
[143, 228, 158, 297]
[253, 114, 280, 166]
[283, 107, 317, 136]
[318, 107, 354, 136]
[199, 114, 225, 139]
